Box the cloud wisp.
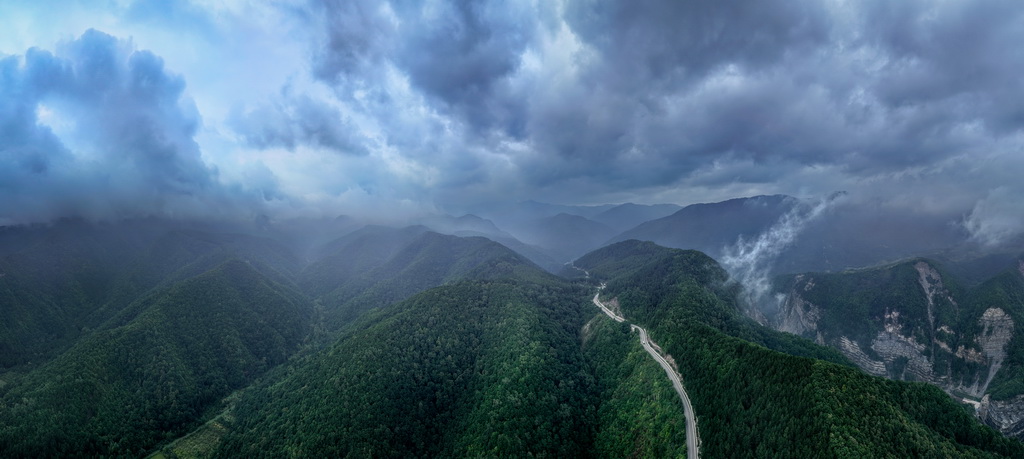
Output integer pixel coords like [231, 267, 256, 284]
[721, 192, 846, 316]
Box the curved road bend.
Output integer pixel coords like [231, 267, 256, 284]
[592, 292, 701, 459]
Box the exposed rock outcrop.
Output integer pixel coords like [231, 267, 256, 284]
[979, 394, 1024, 439]
[838, 336, 886, 376]
[870, 330, 934, 382]
[915, 261, 956, 332]
[769, 260, 1023, 439]
[776, 291, 820, 336]
[977, 308, 1014, 395]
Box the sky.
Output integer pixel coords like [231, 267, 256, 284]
[1, 0, 1023, 244]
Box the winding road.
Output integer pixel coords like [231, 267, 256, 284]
[592, 290, 701, 459]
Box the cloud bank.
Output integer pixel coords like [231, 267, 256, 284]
[1, 0, 1024, 241]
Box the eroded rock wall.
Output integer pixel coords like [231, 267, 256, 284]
[770, 261, 1023, 439]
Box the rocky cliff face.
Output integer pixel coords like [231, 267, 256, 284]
[977, 308, 1014, 394]
[980, 394, 1024, 439]
[775, 275, 821, 339]
[770, 259, 1024, 439]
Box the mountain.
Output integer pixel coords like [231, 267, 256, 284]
[517, 213, 617, 262]
[417, 213, 511, 237]
[0, 259, 313, 457]
[573, 241, 1024, 457]
[302, 227, 553, 330]
[161, 243, 698, 458]
[213, 276, 597, 457]
[299, 225, 431, 299]
[0, 220, 303, 369]
[416, 214, 562, 272]
[610, 195, 967, 274]
[770, 256, 1024, 438]
[590, 203, 682, 233]
[770, 200, 968, 274]
[487, 200, 617, 221]
[166, 240, 1023, 457]
[610, 195, 797, 261]
[2, 219, 1022, 457]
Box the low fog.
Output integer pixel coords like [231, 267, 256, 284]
[3, 0, 1024, 279]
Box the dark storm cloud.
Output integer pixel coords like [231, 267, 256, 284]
[239, 0, 1024, 240]
[390, 0, 537, 132]
[309, 0, 397, 82]
[0, 29, 256, 224]
[564, 0, 832, 94]
[310, 0, 540, 134]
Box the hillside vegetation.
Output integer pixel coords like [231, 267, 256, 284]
[577, 240, 1024, 457]
[0, 219, 1021, 457]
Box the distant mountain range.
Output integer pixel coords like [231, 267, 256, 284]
[1, 199, 1022, 456]
[607, 195, 967, 274]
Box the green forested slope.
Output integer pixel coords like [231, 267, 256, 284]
[583, 317, 689, 458]
[579, 240, 851, 364]
[0, 225, 303, 369]
[2, 222, 1021, 458]
[214, 278, 596, 457]
[0, 259, 312, 457]
[577, 240, 1024, 458]
[306, 231, 553, 330]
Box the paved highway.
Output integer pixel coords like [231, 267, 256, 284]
[592, 291, 700, 459]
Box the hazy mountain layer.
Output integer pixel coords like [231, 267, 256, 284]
[609, 195, 967, 274]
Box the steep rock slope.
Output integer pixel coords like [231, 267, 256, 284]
[772, 257, 1024, 438]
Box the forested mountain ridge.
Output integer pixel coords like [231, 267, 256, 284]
[0, 221, 584, 457]
[1, 218, 1021, 457]
[176, 244, 697, 458]
[575, 240, 1024, 457]
[607, 195, 797, 262]
[0, 222, 303, 369]
[771, 256, 1024, 438]
[0, 259, 313, 457]
[212, 277, 598, 457]
[606, 195, 967, 274]
[301, 229, 557, 331]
